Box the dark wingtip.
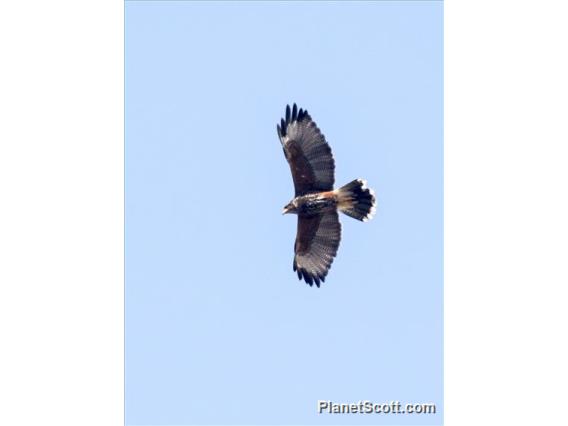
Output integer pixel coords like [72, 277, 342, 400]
[285, 104, 291, 123]
[276, 124, 281, 138]
[292, 103, 298, 121]
[294, 268, 325, 288]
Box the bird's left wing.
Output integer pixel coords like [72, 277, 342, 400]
[293, 210, 341, 287]
[277, 104, 335, 196]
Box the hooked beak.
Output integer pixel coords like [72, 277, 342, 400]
[282, 205, 292, 215]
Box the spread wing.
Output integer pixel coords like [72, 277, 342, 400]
[277, 104, 335, 196]
[293, 210, 341, 287]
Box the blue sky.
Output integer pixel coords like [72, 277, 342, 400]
[126, 1, 443, 425]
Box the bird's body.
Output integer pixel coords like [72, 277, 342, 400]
[286, 191, 336, 216]
[277, 104, 377, 287]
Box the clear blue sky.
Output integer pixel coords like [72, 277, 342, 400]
[125, 1, 443, 425]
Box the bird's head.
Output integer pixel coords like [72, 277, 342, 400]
[282, 199, 298, 215]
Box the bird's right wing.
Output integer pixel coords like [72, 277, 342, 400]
[293, 210, 341, 287]
[277, 104, 335, 196]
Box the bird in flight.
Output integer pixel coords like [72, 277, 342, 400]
[277, 104, 376, 287]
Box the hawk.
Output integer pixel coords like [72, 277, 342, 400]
[277, 103, 376, 287]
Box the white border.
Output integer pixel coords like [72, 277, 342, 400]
[0, 1, 123, 425]
[446, 1, 568, 425]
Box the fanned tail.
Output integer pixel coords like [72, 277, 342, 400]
[336, 179, 377, 222]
